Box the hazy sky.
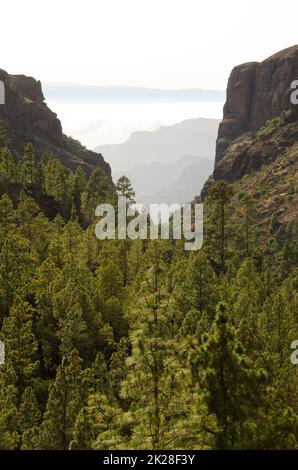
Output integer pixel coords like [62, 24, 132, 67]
[1, 0, 297, 90]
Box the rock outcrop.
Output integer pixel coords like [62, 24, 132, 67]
[0, 69, 111, 178]
[200, 46, 298, 199]
[215, 45, 298, 167]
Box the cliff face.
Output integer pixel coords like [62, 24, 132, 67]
[213, 106, 298, 182]
[215, 45, 298, 169]
[200, 45, 298, 215]
[202, 46, 298, 190]
[0, 69, 111, 178]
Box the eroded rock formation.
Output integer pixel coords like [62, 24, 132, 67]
[0, 69, 111, 178]
[216, 45, 298, 166]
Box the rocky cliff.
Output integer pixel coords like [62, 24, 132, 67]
[206, 46, 298, 187]
[216, 46, 298, 163]
[0, 69, 111, 178]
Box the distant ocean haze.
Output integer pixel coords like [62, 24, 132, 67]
[44, 84, 224, 148]
[44, 84, 223, 208]
[44, 84, 225, 104]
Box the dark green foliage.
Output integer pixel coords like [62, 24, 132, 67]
[0, 139, 297, 450]
[116, 175, 135, 205]
[81, 168, 112, 222]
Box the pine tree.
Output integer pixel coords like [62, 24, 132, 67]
[16, 196, 40, 249]
[97, 261, 124, 301]
[38, 349, 87, 449]
[114, 176, 136, 286]
[0, 193, 15, 239]
[42, 158, 70, 216]
[108, 338, 129, 402]
[120, 246, 192, 449]
[0, 369, 19, 449]
[71, 393, 129, 450]
[20, 143, 37, 184]
[0, 233, 33, 317]
[173, 251, 218, 329]
[0, 146, 16, 179]
[81, 167, 112, 222]
[207, 181, 234, 271]
[116, 175, 135, 205]
[90, 352, 111, 396]
[232, 258, 263, 347]
[1, 298, 39, 394]
[72, 165, 86, 217]
[18, 386, 41, 448]
[189, 301, 280, 449]
[69, 404, 96, 449]
[79, 225, 101, 272]
[53, 284, 88, 357]
[61, 219, 82, 256]
[96, 261, 128, 340]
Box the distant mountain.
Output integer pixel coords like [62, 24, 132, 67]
[44, 83, 224, 103]
[114, 154, 214, 207]
[95, 118, 220, 174]
[0, 69, 111, 178]
[163, 158, 214, 204]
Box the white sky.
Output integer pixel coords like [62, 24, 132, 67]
[1, 0, 297, 90]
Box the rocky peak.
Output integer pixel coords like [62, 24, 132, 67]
[4, 71, 45, 103]
[216, 45, 298, 166]
[0, 68, 111, 178]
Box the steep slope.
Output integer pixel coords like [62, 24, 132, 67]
[230, 121, 298, 229]
[215, 45, 298, 167]
[213, 106, 298, 183]
[0, 68, 111, 178]
[202, 46, 298, 229]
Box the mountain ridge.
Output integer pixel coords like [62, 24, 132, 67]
[95, 117, 220, 174]
[0, 68, 111, 178]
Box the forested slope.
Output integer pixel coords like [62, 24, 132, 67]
[0, 115, 297, 449]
